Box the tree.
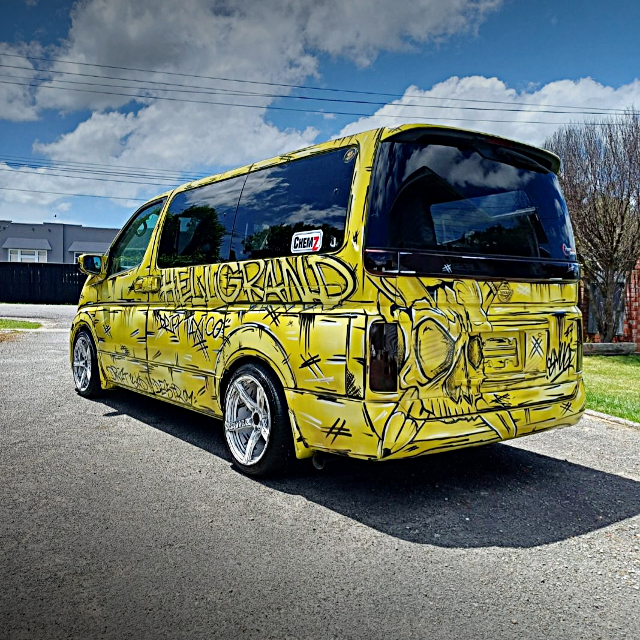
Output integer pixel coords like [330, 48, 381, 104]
[545, 110, 640, 342]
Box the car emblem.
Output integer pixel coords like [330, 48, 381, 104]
[442, 263, 452, 273]
[343, 148, 358, 163]
[497, 281, 513, 302]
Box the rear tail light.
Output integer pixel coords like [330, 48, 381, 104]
[369, 322, 399, 391]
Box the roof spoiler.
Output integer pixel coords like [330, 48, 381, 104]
[383, 126, 561, 174]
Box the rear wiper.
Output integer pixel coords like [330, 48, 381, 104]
[494, 146, 549, 173]
[474, 142, 549, 173]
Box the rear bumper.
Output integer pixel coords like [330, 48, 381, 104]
[286, 380, 585, 461]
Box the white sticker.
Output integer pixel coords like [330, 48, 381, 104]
[291, 229, 323, 253]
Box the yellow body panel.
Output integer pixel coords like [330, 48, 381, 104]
[71, 125, 585, 461]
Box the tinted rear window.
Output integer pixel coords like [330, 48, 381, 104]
[366, 140, 575, 261]
[229, 147, 356, 261]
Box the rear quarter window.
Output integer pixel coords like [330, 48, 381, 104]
[229, 147, 357, 261]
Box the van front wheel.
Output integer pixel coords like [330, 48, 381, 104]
[72, 329, 102, 398]
[223, 363, 293, 477]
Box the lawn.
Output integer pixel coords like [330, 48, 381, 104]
[583, 354, 640, 422]
[0, 318, 42, 330]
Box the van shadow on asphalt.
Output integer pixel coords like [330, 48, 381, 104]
[95, 389, 640, 550]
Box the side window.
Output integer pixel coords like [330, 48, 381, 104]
[230, 147, 356, 261]
[108, 200, 164, 276]
[157, 175, 245, 268]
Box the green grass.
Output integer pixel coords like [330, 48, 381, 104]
[583, 354, 640, 422]
[0, 318, 42, 330]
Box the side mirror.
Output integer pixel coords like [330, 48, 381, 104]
[78, 254, 106, 277]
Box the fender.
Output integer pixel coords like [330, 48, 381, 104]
[214, 322, 297, 395]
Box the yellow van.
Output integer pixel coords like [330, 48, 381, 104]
[71, 124, 585, 476]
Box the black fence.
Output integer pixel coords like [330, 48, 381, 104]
[0, 263, 86, 304]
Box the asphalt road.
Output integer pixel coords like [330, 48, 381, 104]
[1, 304, 639, 640]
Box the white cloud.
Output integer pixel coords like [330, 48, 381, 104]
[337, 76, 640, 146]
[0, 45, 39, 121]
[32, 0, 503, 112]
[0, 160, 142, 207]
[34, 0, 319, 113]
[34, 104, 318, 182]
[303, 0, 502, 66]
[2, 0, 504, 213]
[0, 103, 316, 216]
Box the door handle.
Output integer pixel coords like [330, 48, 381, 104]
[133, 276, 161, 293]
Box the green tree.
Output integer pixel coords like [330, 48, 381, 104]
[545, 110, 640, 342]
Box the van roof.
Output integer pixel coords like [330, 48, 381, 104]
[141, 123, 560, 208]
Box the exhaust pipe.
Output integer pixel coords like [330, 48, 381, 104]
[312, 452, 326, 471]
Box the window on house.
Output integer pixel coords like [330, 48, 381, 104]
[8, 249, 48, 263]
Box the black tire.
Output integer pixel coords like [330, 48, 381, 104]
[223, 362, 294, 477]
[72, 329, 102, 398]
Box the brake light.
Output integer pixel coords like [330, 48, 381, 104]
[369, 322, 399, 391]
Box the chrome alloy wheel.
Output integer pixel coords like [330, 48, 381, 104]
[224, 374, 272, 466]
[73, 334, 92, 393]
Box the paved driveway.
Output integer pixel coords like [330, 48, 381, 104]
[1, 304, 639, 639]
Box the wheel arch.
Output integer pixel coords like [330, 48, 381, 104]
[70, 314, 96, 364]
[214, 323, 296, 403]
[70, 312, 113, 389]
[215, 324, 313, 461]
[219, 352, 291, 409]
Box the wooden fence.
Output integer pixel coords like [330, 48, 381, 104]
[0, 263, 86, 304]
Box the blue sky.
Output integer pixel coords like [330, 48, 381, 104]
[1, 0, 639, 229]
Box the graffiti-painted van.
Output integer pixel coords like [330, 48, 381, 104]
[71, 124, 584, 476]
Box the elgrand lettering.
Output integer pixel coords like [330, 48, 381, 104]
[217, 256, 355, 303]
[160, 255, 355, 305]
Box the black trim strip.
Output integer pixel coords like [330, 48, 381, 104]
[364, 249, 580, 281]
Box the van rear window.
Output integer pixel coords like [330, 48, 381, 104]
[366, 140, 575, 262]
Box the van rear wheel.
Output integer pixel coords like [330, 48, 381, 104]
[223, 363, 293, 477]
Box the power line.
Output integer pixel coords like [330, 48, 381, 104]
[0, 61, 629, 116]
[0, 186, 150, 201]
[0, 165, 179, 186]
[0, 153, 207, 181]
[1, 51, 628, 113]
[0, 157, 202, 182]
[0, 69, 623, 116]
[0, 78, 612, 126]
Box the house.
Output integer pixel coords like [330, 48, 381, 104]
[622, 260, 640, 349]
[0, 220, 119, 264]
[580, 259, 640, 352]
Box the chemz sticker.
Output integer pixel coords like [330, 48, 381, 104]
[291, 229, 323, 253]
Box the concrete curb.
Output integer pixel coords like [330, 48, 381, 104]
[583, 342, 638, 356]
[584, 409, 640, 430]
